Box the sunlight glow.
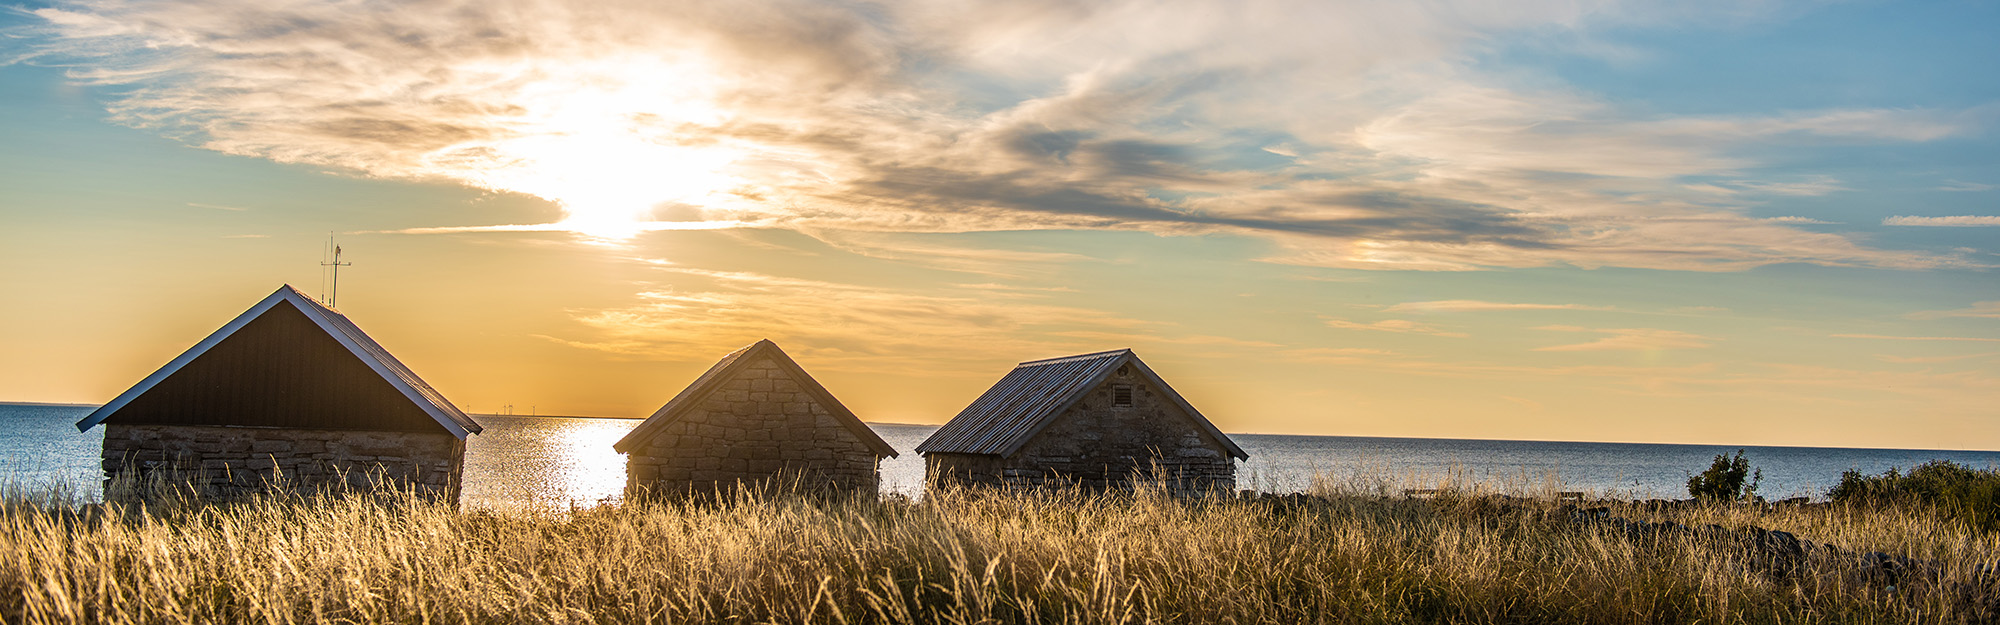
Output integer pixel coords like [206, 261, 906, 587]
[434, 54, 751, 240]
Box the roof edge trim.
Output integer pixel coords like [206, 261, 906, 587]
[285, 288, 472, 439]
[1124, 356, 1249, 460]
[74, 288, 292, 433]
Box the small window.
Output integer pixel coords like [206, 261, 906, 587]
[1117, 364, 1131, 377]
[1112, 384, 1134, 408]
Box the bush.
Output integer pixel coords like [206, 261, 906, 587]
[1687, 450, 1761, 503]
[1830, 459, 2000, 533]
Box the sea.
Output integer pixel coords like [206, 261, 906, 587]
[7, 402, 1999, 510]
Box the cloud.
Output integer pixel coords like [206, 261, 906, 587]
[542, 264, 1286, 374]
[1722, 177, 1847, 197]
[1907, 302, 2000, 320]
[13, 0, 1982, 269]
[1883, 216, 2000, 227]
[1385, 300, 1615, 313]
[1323, 318, 1468, 338]
[1937, 181, 1994, 192]
[1281, 347, 1401, 364]
[798, 230, 1094, 278]
[1877, 352, 1998, 364]
[186, 202, 250, 211]
[1833, 333, 2000, 343]
[1531, 326, 1714, 351]
[370, 221, 750, 235]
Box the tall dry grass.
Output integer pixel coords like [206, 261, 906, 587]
[3, 473, 1997, 624]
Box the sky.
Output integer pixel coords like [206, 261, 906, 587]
[1, 0, 1995, 450]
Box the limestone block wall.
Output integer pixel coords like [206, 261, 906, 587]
[101, 423, 464, 499]
[626, 358, 882, 496]
[926, 377, 1235, 494]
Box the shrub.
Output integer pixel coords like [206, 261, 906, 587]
[1830, 459, 2000, 533]
[1687, 450, 1761, 503]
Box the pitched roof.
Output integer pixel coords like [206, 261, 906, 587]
[75, 285, 482, 439]
[914, 349, 1248, 460]
[611, 339, 898, 457]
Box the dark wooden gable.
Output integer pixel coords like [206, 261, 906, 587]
[99, 300, 447, 434]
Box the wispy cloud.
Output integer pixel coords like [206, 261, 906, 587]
[1532, 326, 1715, 351]
[1323, 318, 1467, 337]
[1386, 300, 1615, 313]
[369, 221, 750, 235]
[1281, 347, 1401, 364]
[543, 264, 1180, 373]
[1883, 216, 2000, 227]
[1877, 352, 1998, 364]
[1937, 181, 1994, 192]
[1834, 333, 2000, 343]
[1693, 176, 1847, 197]
[186, 202, 250, 211]
[800, 231, 1093, 278]
[14, 0, 1980, 270]
[1907, 302, 2000, 320]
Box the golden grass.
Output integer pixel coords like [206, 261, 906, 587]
[3, 476, 1997, 624]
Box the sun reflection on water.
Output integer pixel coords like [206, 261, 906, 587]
[461, 415, 640, 511]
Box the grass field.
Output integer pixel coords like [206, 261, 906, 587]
[3, 474, 1996, 624]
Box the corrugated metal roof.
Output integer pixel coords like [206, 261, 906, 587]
[914, 349, 1248, 460]
[76, 285, 482, 438]
[612, 339, 898, 457]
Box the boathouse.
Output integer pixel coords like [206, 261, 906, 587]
[75, 285, 480, 499]
[916, 349, 1247, 493]
[614, 340, 897, 497]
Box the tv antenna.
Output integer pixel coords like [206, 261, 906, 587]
[319, 232, 352, 307]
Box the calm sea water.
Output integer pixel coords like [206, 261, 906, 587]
[8, 403, 1999, 508]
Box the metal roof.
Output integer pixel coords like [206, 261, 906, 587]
[914, 349, 1248, 460]
[612, 339, 898, 457]
[75, 285, 482, 439]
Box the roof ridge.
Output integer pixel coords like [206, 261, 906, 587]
[1017, 348, 1131, 367]
[283, 284, 337, 313]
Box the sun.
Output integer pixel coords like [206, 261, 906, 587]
[437, 54, 751, 240]
[486, 130, 745, 240]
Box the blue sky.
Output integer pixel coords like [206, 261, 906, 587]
[1, 0, 1995, 449]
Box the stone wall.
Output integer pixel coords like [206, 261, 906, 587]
[101, 423, 464, 500]
[626, 357, 882, 497]
[926, 372, 1236, 494]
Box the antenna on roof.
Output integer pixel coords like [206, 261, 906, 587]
[319, 232, 352, 307]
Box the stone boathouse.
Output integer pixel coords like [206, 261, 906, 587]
[614, 339, 898, 497]
[75, 285, 481, 499]
[916, 349, 1247, 493]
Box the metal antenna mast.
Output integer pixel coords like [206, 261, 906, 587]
[319, 232, 352, 307]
